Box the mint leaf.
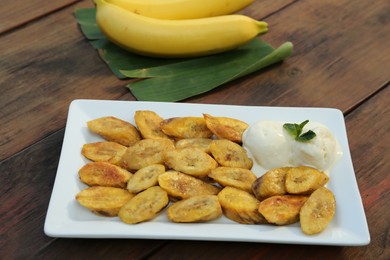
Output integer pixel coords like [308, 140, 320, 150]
[296, 130, 316, 142]
[283, 120, 316, 142]
[283, 123, 300, 137]
[299, 120, 309, 130]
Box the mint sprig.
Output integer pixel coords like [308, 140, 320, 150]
[283, 120, 316, 142]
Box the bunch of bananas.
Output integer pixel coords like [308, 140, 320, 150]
[95, 0, 268, 58]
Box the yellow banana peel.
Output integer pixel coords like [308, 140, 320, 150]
[95, 0, 268, 58]
[106, 0, 255, 19]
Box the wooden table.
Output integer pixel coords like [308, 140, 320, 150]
[1, 0, 389, 258]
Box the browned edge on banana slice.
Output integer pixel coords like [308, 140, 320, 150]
[87, 116, 141, 146]
[258, 195, 308, 225]
[120, 138, 175, 170]
[210, 139, 253, 169]
[134, 110, 171, 140]
[175, 138, 213, 154]
[209, 167, 257, 193]
[76, 186, 134, 217]
[79, 161, 132, 188]
[285, 166, 329, 195]
[119, 186, 169, 224]
[160, 117, 213, 139]
[167, 195, 222, 223]
[217, 186, 266, 224]
[158, 170, 220, 200]
[82, 141, 127, 165]
[127, 164, 166, 194]
[163, 148, 218, 178]
[203, 113, 248, 143]
[300, 187, 336, 235]
[252, 167, 291, 200]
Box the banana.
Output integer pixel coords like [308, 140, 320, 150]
[95, 0, 268, 58]
[106, 0, 255, 19]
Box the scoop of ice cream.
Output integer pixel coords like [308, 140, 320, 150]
[292, 122, 341, 171]
[243, 120, 342, 172]
[242, 121, 293, 169]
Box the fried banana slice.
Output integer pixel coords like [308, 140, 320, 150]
[300, 187, 336, 235]
[79, 161, 132, 188]
[127, 164, 166, 193]
[209, 167, 257, 193]
[81, 141, 127, 165]
[167, 195, 222, 223]
[76, 186, 133, 217]
[158, 171, 220, 200]
[203, 113, 248, 143]
[134, 110, 171, 140]
[119, 186, 169, 224]
[160, 117, 213, 139]
[163, 148, 218, 178]
[209, 139, 253, 169]
[120, 139, 175, 170]
[252, 167, 290, 200]
[217, 186, 266, 224]
[87, 116, 141, 146]
[258, 195, 308, 225]
[175, 138, 213, 154]
[285, 166, 329, 195]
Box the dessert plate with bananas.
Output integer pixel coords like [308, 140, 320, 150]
[44, 100, 370, 245]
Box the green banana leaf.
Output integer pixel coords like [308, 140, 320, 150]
[74, 7, 293, 101]
[75, 8, 182, 79]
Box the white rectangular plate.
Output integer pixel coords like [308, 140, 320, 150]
[44, 100, 370, 245]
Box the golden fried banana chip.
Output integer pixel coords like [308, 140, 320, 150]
[134, 110, 171, 140]
[285, 166, 329, 195]
[209, 167, 257, 193]
[127, 164, 166, 193]
[163, 148, 218, 178]
[158, 171, 220, 200]
[87, 116, 141, 146]
[81, 141, 127, 165]
[258, 195, 308, 225]
[300, 187, 336, 235]
[217, 186, 266, 224]
[120, 139, 175, 170]
[79, 161, 132, 188]
[76, 186, 133, 217]
[167, 195, 222, 223]
[210, 139, 253, 169]
[119, 186, 169, 224]
[252, 167, 290, 200]
[175, 138, 213, 154]
[203, 113, 248, 143]
[160, 117, 213, 139]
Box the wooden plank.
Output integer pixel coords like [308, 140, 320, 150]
[189, 0, 390, 107]
[0, 0, 81, 34]
[0, 1, 129, 161]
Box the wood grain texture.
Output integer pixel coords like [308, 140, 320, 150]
[0, 1, 130, 161]
[189, 0, 390, 107]
[0, 0, 80, 34]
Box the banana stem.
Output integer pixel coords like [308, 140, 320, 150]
[257, 21, 269, 35]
